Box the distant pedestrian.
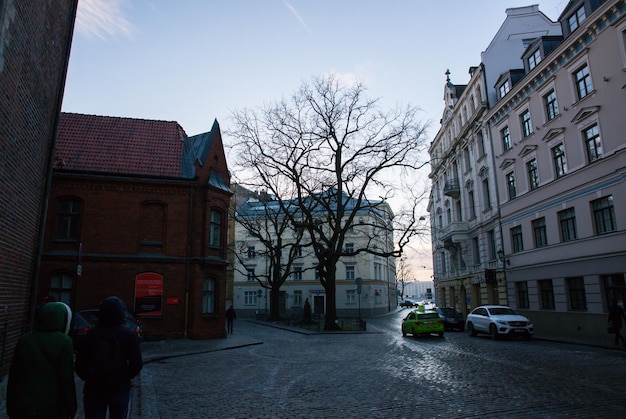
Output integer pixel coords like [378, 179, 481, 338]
[303, 298, 312, 324]
[608, 301, 626, 346]
[75, 296, 143, 419]
[7, 301, 77, 419]
[226, 305, 236, 334]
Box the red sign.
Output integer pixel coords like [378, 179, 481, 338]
[134, 272, 163, 316]
[166, 297, 179, 305]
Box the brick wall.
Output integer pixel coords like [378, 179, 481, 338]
[0, 0, 77, 382]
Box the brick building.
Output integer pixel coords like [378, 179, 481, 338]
[39, 112, 232, 340]
[0, 0, 78, 384]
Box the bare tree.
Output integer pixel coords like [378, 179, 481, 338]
[396, 257, 415, 300]
[229, 75, 429, 330]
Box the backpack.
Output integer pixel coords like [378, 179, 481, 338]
[86, 331, 126, 392]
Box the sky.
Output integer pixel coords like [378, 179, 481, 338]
[62, 0, 570, 282]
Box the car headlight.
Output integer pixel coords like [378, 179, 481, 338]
[495, 320, 509, 326]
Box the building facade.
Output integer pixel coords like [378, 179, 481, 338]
[428, 6, 562, 315]
[39, 113, 232, 340]
[487, 0, 626, 343]
[232, 192, 397, 319]
[0, 0, 78, 386]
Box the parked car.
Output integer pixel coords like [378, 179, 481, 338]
[399, 299, 417, 308]
[436, 307, 464, 331]
[465, 305, 534, 340]
[401, 309, 444, 337]
[69, 311, 94, 352]
[77, 307, 143, 341]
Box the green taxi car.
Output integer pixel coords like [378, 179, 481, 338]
[401, 309, 444, 337]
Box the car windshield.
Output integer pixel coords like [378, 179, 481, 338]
[489, 307, 517, 316]
[418, 313, 439, 320]
[439, 308, 460, 317]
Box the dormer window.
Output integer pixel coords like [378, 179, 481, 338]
[568, 6, 586, 32]
[528, 49, 542, 70]
[499, 80, 510, 99]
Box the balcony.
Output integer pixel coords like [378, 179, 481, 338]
[443, 178, 460, 198]
[439, 221, 469, 249]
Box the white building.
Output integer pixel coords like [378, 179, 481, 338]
[232, 193, 397, 319]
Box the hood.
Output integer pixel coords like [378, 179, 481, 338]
[97, 296, 126, 326]
[35, 302, 72, 335]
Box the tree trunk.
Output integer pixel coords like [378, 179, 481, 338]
[268, 286, 281, 321]
[322, 260, 340, 331]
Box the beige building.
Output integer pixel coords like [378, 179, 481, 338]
[428, 5, 562, 315]
[487, 0, 626, 343]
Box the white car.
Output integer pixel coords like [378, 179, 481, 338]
[465, 305, 534, 340]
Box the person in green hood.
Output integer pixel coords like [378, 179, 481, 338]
[7, 301, 77, 419]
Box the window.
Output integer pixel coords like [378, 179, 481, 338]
[482, 179, 491, 209]
[567, 277, 587, 311]
[472, 237, 480, 265]
[603, 274, 626, 309]
[499, 80, 510, 98]
[592, 196, 616, 234]
[54, 198, 82, 241]
[139, 202, 166, 246]
[527, 159, 539, 190]
[463, 147, 471, 171]
[584, 124, 602, 163]
[468, 190, 476, 219]
[293, 290, 303, 306]
[291, 267, 303, 281]
[574, 64, 592, 100]
[528, 49, 542, 70]
[506, 172, 516, 200]
[345, 265, 355, 281]
[374, 263, 382, 280]
[520, 110, 533, 137]
[50, 273, 74, 305]
[487, 229, 496, 261]
[477, 131, 486, 156]
[552, 143, 567, 178]
[346, 289, 356, 304]
[516, 281, 529, 309]
[246, 268, 255, 282]
[244, 291, 257, 305]
[247, 246, 256, 258]
[202, 278, 215, 314]
[344, 243, 354, 253]
[209, 210, 222, 248]
[539, 280, 555, 310]
[532, 217, 547, 248]
[544, 90, 559, 120]
[558, 208, 578, 242]
[501, 126, 511, 150]
[295, 245, 303, 257]
[568, 6, 586, 32]
[511, 226, 523, 253]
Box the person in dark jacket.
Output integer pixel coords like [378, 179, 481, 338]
[75, 296, 142, 419]
[608, 301, 626, 346]
[226, 304, 236, 334]
[7, 301, 77, 419]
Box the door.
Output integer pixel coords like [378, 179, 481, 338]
[313, 295, 324, 318]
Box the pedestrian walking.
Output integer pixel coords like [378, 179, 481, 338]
[75, 296, 143, 419]
[608, 300, 626, 346]
[303, 298, 312, 324]
[6, 301, 77, 419]
[226, 304, 236, 334]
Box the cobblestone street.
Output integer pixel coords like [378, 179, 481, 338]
[132, 311, 626, 418]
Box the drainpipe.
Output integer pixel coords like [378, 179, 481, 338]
[184, 186, 194, 338]
[28, 1, 79, 328]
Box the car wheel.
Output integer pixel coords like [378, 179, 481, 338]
[438, 332, 444, 337]
[402, 327, 406, 337]
[490, 324, 499, 340]
[467, 322, 477, 337]
[523, 333, 532, 341]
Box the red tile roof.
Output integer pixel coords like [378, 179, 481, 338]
[55, 112, 187, 177]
